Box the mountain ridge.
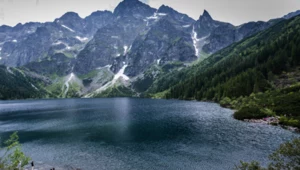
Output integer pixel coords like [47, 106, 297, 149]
[0, 0, 300, 100]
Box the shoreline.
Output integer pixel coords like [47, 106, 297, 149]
[242, 117, 299, 132]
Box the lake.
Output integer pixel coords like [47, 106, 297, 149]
[0, 98, 298, 170]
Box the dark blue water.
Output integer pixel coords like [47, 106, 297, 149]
[0, 98, 298, 170]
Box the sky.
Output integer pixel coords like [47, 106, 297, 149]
[0, 0, 299, 26]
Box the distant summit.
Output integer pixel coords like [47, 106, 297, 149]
[200, 10, 213, 21]
[283, 10, 300, 19]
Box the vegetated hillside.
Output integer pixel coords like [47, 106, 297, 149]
[151, 16, 300, 127]
[0, 66, 50, 100]
[162, 16, 300, 100]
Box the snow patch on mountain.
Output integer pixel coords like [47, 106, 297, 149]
[124, 45, 129, 55]
[53, 41, 63, 45]
[97, 65, 112, 70]
[113, 65, 129, 83]
[76, 36, 89, 42]
[61, 25, 75, 32]
[192, 26, 200, 57]
[93, 64, 130, 94]
[52, 41, 72, 51]
[31, 83, 39, 91]
[62, 73, 75, 98]
[157, 59, 161, 65]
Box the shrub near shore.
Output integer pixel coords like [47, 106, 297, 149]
[220, 84, 300, 128]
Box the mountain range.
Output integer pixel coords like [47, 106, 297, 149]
[0, 0, 300, 100]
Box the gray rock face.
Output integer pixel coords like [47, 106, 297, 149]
[194, 10, 272, 54]
[74, 24, 127, 75]
[0, 11, 114, 67]
[74, 1, 198, 77]
[85, 11, 114, 35]
[125, 16, 196, 76]
[74, 0, 156, 75]
[0, 22, 42, 44]
[24, 53, 75, 76]
[4, 27, 52, 66]
[157, 5, 195, 25]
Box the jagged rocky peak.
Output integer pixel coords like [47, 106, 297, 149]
[157, 5, 195, 24]
[114, 0, 156, 18]
[199, 10, 213, 22]
[157, 5, 173, 13]
[194, 10, 218, 38]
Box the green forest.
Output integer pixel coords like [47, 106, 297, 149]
[153, 16, 300, 127]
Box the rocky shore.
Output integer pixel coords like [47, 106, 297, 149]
[243, 116, 299, 132]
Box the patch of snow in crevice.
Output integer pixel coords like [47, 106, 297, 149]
[66, 45, 71, 50]
[157, 13, 167, 16]
[75, 36, 88, 42]
[128, 45, 132, 52]
[52, 41, 72, 51]
[61, 25, 75, 32]
[97, 65, 112, 70]
[145, 11, 167, 26]
[93, 64, 130, 95]
[123, 45, 128, 55]
[112, 64, 129, 84]
[12, 40, 17, 43]
[147, 15, 158, 20]
[111, 36, 119, 39]
[192, 26, 200, 57]
[0, 57, 2, 60]
[31, 83, 39, 91]
[53, 41, 63, 45]
[183, 25, 190, 28]
[116, 53, 121, 57]
[157, 59, 161, 65]
[26, 30, 34, 34]
[146, 11, 159, 20]
[63, 73, 75, 97]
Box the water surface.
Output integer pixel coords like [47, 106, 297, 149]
[0, 98, 298, 170]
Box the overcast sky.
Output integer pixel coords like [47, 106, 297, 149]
[0, 0, 299, 26]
